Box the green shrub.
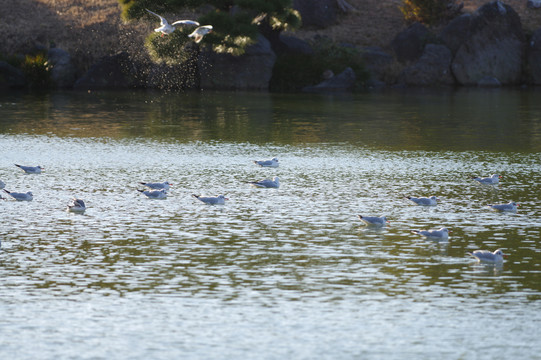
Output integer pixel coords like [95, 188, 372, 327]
[20, 53, 52, 89]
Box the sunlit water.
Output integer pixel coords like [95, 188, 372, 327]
[1, 89, 541, 359]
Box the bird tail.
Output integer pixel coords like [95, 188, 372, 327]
[137, 190, 144, 193]
[192, 194, 200, 199]
[3, 189, 10, 194]
[14, 164, 21, 168]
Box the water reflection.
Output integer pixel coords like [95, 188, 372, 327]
[1, 88, 541, 151]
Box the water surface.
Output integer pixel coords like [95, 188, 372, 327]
[1, 89, 540, 359]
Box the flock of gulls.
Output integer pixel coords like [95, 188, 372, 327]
[357, 173, 515, 264]
[1, 160, 513, 264]
[145, 9, 213, 43]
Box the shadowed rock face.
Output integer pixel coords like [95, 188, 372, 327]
[450, 1, 525, 86]
[198, 34, 276, 91]
[399, 44, 455, 86]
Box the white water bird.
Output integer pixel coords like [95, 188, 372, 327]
[472, 174, 501, 185]
[254, 157, 279, 168]
[192, 194, 228, 205]
[467, 249, 507, 263]
[67, 198, 86, 213]
[140, 181, 172, 190]
[15, 164, 44, 174]
[0, 180, 5, 189]
[138, 189, 168, 199]
[146, 9, 199, 35]
[3, 189, 33, 201]
[188, 25, 213, 43]
[406, 195, 439, 206]
[488, 201, 519, 212]
[248, 176, 280, 188]
[358, 215, 389, 227]
[412, 227, 449, 240]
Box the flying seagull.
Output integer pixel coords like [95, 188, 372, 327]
[146, 9, 199, 36]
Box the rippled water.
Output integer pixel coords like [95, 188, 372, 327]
[1, 89, 541, 359]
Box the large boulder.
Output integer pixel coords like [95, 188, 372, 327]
[361, 46, 394, 84]
[48, 48, 77, 88]
[391, 22, 430, 64]
[74, 52, 142, 90]
[451, 1, 526, 85]
[398, 44, 455, 86]
[302, 67, 356, 93]
[293, 0, 337, 28]
[527, 28, 541, 84]
[199, 34, 276, 90]
[439, 13, 472, 56]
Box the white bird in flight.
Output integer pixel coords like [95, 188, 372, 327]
[254, 157, 279, 168]
[15, 164, 44, 174]
[3, 189, 33, 201]
[146, 9, 199, 36]
[188, 25, 213, 43]
[467, 249, 507, 263]
[472, 174, 501, 185]
[412, 227, 449, 240]
[138, 189, 168, 199]
[406, 195, 439, 206]
[67, 198, 86, 213]
[488, 201, 519, 213]
[140, 181, 172, 190]
[358, 215, 389, 227]
[248, 176, 280, 188]
[192, 194, 228, 205]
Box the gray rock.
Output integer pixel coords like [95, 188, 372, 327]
[293, 0, 337, 28]
[527, 0, 541, 9]
[439, 14, 472, 56]
[302, 67, 356, 93]
[399, 44, 455, 86]
[451, 1, 526, 85]
[361, 46, 394, 83]
[199, 34, 276, 90]
[477, 76, 502, 87]
[74, 52, 141, 90]
[48, 48, 77, 88]
[391, 22, 430, 64]
[279, 35, 314, 55]
[527, 28, 541, 84]
[0, 61, 26, 89]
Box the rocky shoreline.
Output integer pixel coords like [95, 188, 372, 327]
[2, 1, 541, 92]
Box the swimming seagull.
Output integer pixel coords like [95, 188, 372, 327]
[138, 189, 168, 199]
[188, 25, 213, 43]
[488, 201, 519, 212]
[15, 164, 44, 174]
[192, 194, 228, 205]
[412, 227, 449, 240]
[467, 249, 507, 263]
[406, 195, 439, 206]
[358, 215, 389, 227]
[67, 198, 86, 213]
[140, 181, 172, 190]
[472, 174, 501, 185]
[254, 157, 279, 168]
[145, 9, 199, 36]
[3, 189, 33, 201]
[248, 176, 280, 188]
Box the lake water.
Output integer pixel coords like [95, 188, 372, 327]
[1, 88, 540, 359]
